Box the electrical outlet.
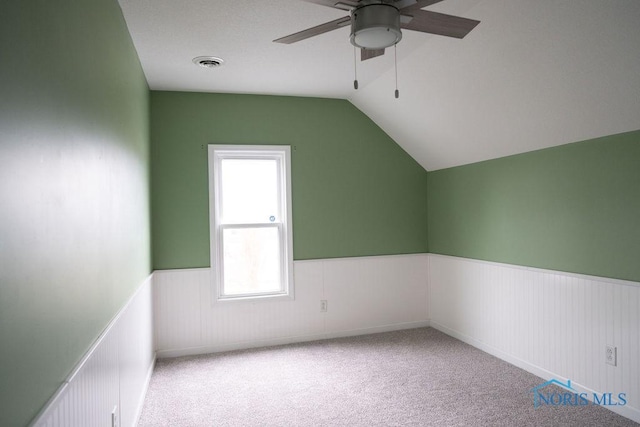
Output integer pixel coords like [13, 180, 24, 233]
[320, 300, 328, 312]
[605, 345, 617, 366]
[111, 405, 119, 427]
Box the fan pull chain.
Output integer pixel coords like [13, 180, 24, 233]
[394, 44, 399, 99]
[353, 46, 359, 90]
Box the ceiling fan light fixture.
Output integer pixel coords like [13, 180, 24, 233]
[350, 3, 402, 50]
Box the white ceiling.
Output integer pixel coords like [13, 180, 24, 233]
[118, 0, 640, 171]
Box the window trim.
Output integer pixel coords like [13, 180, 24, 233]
[208, 145, 294, 304]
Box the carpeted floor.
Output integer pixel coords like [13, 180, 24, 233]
[138, 327, 637, 426]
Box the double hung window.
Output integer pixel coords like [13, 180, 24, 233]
[208, 145, 294, 302]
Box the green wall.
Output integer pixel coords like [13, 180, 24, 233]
[428, 130, 640, 282]
[2, 0, 636, 423]
[151, 91, 428, 268]
[0, 1, 151, 425]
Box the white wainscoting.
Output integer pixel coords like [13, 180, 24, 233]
[153, 254, 430, 358]
[428, 254, 640, 423]
[31, 276, 155, 427]
[141, 253, 637, 423]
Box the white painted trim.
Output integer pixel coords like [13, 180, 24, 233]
[430, 320, 567, 389]
[156, 320, 430, 359]
[151, 253, 430, 275]
[154, 267, 209, 274]
[208, 145, 295, 304]
[430, 321, 640, 424]
[426, 253, 431, 321]
[133, 355, 156, 426]
[295, 252, 429, 264]
[30, 274, 155, 427]
[154, 253, 637, 289]
[429, 253, 640, 288]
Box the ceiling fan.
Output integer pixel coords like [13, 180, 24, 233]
[274, 0, 480, 61]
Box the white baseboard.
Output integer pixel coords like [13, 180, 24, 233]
[133, 354, 156, 426]
[157, 320, 431, 359]
[430, 321, 557, 381]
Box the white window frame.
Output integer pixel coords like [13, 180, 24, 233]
[208, 145, 294, 303]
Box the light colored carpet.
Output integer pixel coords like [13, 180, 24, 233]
[139, 327, 637, 426]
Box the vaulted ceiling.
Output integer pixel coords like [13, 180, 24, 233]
[117, 0, 640, 170]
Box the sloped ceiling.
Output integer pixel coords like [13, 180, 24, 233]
[118, 0, 640, 170]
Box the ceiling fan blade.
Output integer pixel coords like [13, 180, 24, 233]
[361, 48, 385, 61]
[273, 16, 351, 44]
[301, 0, 360, 9]
[396, 0, 444, 11]
[401, 9, 480, 39]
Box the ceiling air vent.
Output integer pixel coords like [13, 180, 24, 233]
[193, 56, 224, 68]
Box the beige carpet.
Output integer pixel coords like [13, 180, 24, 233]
[139, 327, 637, 426]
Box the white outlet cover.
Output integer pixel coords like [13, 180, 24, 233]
[605, 345, 617, 367]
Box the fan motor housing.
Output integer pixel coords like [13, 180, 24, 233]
[350, 3, 402, 50]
